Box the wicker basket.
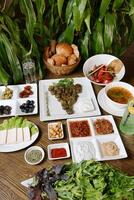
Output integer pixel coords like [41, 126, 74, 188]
[43, 57, 81, 76]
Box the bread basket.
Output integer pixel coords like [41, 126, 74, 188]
[43, 56, 80, 75]
[43, 41, 80, 76]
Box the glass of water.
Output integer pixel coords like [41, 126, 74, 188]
[120, 98, 134, 135]
[22, 58, 37, 83]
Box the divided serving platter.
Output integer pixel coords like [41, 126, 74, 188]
[67, 115, 127, 162]
[0, 83, 38, 117]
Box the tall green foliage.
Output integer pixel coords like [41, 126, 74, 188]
[0, 0, 134, 85]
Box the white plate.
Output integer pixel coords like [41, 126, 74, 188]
[83, 54, 125, 86]
[39, 77, 101, 121]
[0, 83, 38, 117]
[0, 124, 39, 152]
[97, 88, 125, 117]
[67, 115, 127, 162]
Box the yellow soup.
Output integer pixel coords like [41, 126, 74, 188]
[107, 87, 133, 104]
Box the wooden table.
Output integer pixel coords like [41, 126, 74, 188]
[0, 43, 134, 200]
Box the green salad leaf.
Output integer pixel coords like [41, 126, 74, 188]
[0, 116, 38, 136]
[54, 161, 134, 200]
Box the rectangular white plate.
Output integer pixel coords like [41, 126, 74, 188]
[0, 83, 38, 117]
[67, 115, 127, 162]
[39, 77, 101, 121]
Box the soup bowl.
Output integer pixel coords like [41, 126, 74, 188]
[104, 81, 134, 109]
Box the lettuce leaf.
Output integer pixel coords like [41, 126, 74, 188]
[0, 116, 38, 136]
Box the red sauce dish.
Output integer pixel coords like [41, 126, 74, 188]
[47, 143, 70, 160]
[51, 148, 67, 158]
[69, 120, 91, 137]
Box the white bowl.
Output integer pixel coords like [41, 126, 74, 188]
[104, 81, 134, 109]
[47, 143, 70, 160]
[83, 54, 125, 85]
[24, 146, 45, 165]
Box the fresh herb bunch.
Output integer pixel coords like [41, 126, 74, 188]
[29, 160, 134, 200]
[57, 78, 74, 87]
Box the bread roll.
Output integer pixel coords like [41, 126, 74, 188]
[108, 59, 123, 73]
[68, 54, 77, 65]
[71, 44, 79, 58]
[47, 58, 54, 65]
[51, 54, 67, 66]
[56, 43, 73, 57]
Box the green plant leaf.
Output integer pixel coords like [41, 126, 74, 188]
[57, 0, 64, 18]
[99, 0, 111, 21]
[73, 2, 80, 31]
[0, 33, 23, 83]
[104, 13, 116, 49]
[93, 20, 104, 53]
[84, 8, 91, 34]
[58, 20, 74, 44]
[128, 14, 134, 44]
[113, 0, 124, 10]
[128, 0, 134, 16]
[19, 0, 36, 43]
[0, 61, 11, 85]
[33, 0, 45, 35]
[80, 30, 89, 59]
[65, 1, 73, 25]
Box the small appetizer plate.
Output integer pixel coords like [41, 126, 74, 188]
[47, 143, 70, 160]
[24, 146, 45, 165]
[48, 122, 64, 140]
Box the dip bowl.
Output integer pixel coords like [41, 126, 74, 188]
[104, 81, 134, 109]
[24, 146, 45, 165]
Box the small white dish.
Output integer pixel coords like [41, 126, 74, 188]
[97, 88, 125, 116]
[104, 81, 134, 109]
[47, 143, 70, 160]
[83, 54, 125, 86]
[24, 146, 45, 165]
[48, 122, 64, 140]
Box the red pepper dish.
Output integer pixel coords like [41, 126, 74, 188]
[69, 120, 91, 137]
[51, 148, 67, 158]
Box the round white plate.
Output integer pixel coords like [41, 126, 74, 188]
[97, 88, 125, 116]
[0, 124, 39, 153]
[83, 54, 125, 86]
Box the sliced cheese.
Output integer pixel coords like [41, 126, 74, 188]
[23, 127, 30, 142]
[0, 130, 7, 145]
[6, 128, 17, 144]
[17, 128, 23, 143]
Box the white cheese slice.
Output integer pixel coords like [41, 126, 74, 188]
[17, 128, 23, 143]
[6, 128, 17, 144]
[0, 130, 7, 145]
[23, 127, 30, 142]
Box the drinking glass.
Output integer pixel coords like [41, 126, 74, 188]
[22, 58, 36, 83]
[119, 98, 134, 135]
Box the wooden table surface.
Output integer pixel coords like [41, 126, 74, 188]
[0, 43, 134, 200]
